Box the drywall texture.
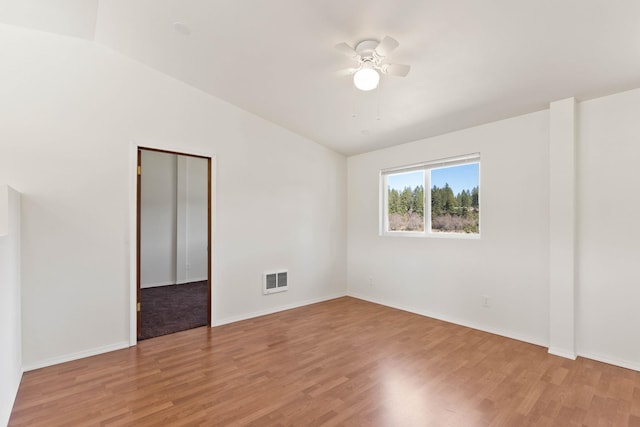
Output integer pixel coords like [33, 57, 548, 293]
[0, 185, 22, 427]
[347, 111, 551, 346]
[576, 89, 640, 370]
[0, 24, 347, 369]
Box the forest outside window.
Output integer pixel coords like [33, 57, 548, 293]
[381, 154, 480, 238]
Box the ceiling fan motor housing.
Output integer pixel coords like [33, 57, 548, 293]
[355, 39, 380, 58]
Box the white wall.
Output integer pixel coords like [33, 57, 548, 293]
[347, 111, 551, 346]
[0, 24, 347, 369]
[0, 185, 22, 427]
[140, 150, 177, 287]
[548, 98, 577, 359]
[347, 89, 640, 371]
[576, 88, 640, 370]
[176, 155, 208, 284]
[2, 18, 636, 385]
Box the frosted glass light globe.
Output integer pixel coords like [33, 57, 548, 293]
[353, 67, 380, 91]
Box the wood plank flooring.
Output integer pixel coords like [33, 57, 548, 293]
[9, 297, 640, 426]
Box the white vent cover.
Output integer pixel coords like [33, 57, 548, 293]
[263, 270, 288, 294]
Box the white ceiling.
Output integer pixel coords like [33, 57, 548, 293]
[3, 0, 640, 155]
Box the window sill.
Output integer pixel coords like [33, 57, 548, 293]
[380, 231, 481, 239]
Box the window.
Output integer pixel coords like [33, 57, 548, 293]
[386, 170, 425, 232]
[381, 154, 480, 237]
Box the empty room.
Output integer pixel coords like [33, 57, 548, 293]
[1, 1, 639, 426]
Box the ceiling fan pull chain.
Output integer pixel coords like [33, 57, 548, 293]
[352, 84, 358, 118]
[376, 80, 381, 121]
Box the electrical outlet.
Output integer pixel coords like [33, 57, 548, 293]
[368, 276, 374, 286]
[482, 295, 490, 308]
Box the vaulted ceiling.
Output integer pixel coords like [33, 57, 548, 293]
[2, 0, 640, 155]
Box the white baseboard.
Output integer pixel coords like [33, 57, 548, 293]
[175, 277, 208, 285]
[142, 279, 208, 288]
[548, 348, 577, 360]
[143, 278, 209, 288]
[347, 291, 548, 348]
[22, 341, 130, 372]
[213, 292, 347, 326]
[140, 280, 175, 289]
[22, 294, 346, 371]
[348, 292, 640, 373]
[0, 368, 22, 427]
[578, 351, 640, 372]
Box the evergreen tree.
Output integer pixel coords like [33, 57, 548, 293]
[388, 188, 399, 214]
[443, 183, 456, 214]
[431, 185, 443, 216]
[413, 185, 424, 216]
[430, 183, 480, 233]
[459, 189, 471, 217]
[399, 187, 413, 214]
[471, 186, 479, 208]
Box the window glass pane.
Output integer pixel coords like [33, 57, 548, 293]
[430, 163, 479, 234]
[387, 170, 425, 232]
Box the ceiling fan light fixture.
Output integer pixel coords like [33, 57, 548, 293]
[336, 36, 408, 91]
[353, 67, 379, 91]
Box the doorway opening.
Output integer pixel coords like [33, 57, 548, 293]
[135, 147, 212, 341]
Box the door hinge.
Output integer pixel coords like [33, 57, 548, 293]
[137, 165, 141, 175]
[137, 302, 141, 312]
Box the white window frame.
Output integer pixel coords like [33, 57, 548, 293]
[380, 153, 481, 239]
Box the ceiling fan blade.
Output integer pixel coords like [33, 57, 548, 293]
[375, 36, 399, 57]
[335, 67, 358, 76]
[335, 42, 358, 58]
[381, 63, 411, 77]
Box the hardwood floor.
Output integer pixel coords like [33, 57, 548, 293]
[9, 297, 640, 426]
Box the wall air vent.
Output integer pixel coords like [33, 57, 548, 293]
[263, 270, 288, 295]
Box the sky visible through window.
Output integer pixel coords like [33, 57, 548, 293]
[387, 163, 478, 194]
[387, 170, 423, 191]
[431, 163, 479, 194]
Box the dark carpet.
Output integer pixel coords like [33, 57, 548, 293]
[139, 281, 208, 340]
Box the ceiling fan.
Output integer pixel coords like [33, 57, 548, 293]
[335, 36, 411, 91]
